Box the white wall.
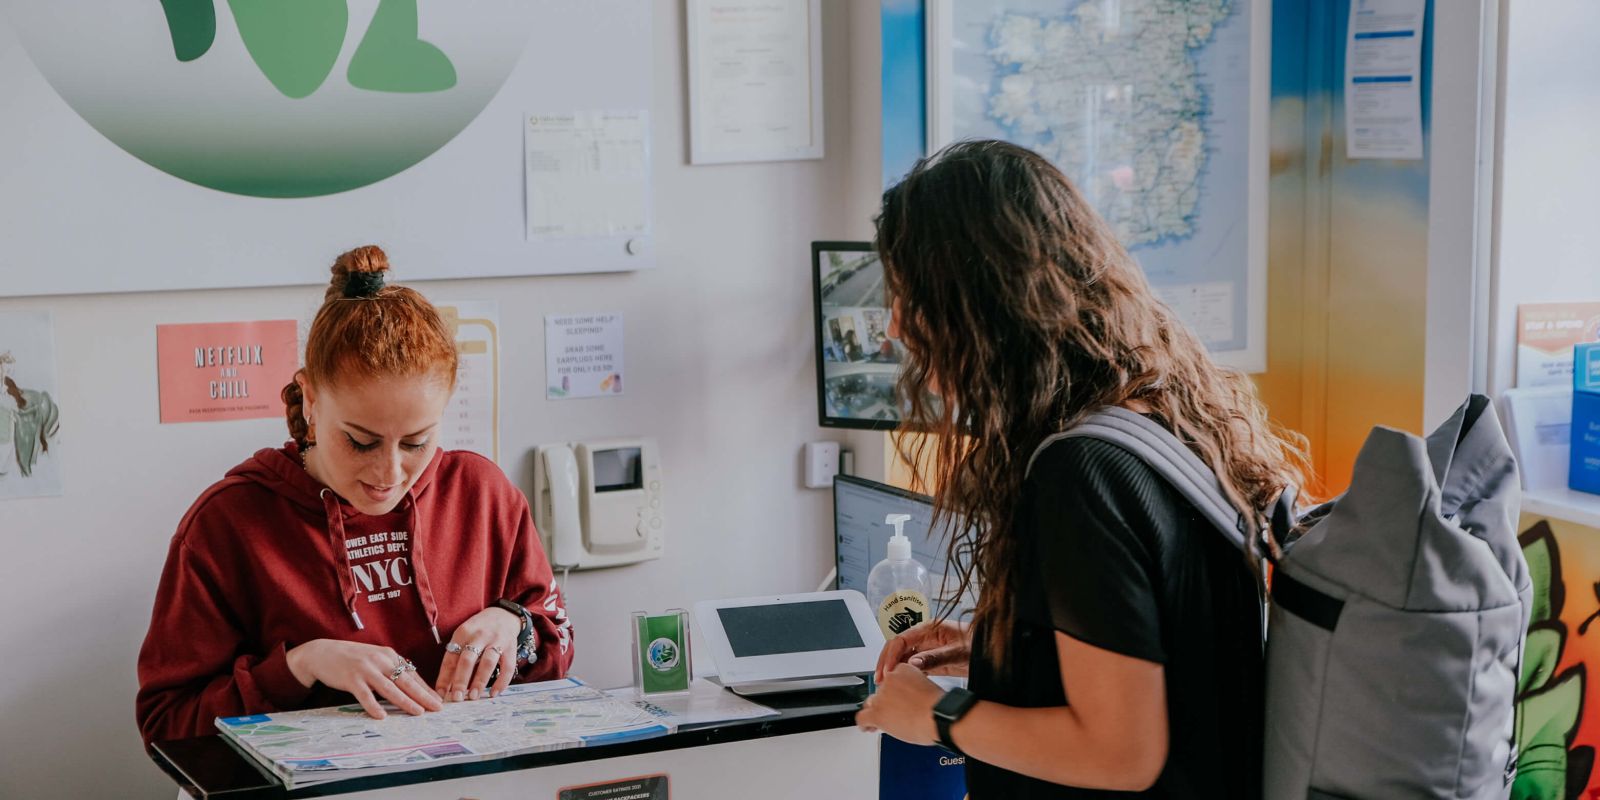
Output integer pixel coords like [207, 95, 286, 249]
[0, 3, 871, 798]
[1488, 0, 1600, 397]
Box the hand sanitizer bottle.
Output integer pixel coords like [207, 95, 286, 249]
[868, 513, 931, 638]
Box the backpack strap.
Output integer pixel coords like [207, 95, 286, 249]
[1027, 407, 1251, 552]
[1026, 407, 1270, 642]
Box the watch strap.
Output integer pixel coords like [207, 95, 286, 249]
[933, 687, 979, 755]
[493, 598, 537, 666]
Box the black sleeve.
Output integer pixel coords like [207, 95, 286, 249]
[1026, 436, 1176, 664]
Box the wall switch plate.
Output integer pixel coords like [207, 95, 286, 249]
[804, 441, 841, 489]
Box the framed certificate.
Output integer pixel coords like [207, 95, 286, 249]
[686, 0, 825, 164]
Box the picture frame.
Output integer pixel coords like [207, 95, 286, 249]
[686, 0, 825, 165]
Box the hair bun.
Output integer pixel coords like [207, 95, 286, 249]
[329, 245, 391, 301]
[343, 270, 387, 298]
[341, 244, 389, 274]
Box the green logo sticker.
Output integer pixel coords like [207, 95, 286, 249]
[646, 638, 680, 672]
[9, 1, 531, 197]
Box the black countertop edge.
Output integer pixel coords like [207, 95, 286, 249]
[150, 683, 869, 799]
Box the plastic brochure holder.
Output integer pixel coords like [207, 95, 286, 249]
[632, 609, 692, 696]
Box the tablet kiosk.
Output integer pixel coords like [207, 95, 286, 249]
[694, 590, 886, 695]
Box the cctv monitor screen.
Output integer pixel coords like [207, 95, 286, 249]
[812, 241, 907, 430]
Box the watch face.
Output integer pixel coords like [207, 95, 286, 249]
[936, 688, 976, 719]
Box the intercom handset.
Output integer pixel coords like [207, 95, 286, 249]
[532, 438, 664, 570]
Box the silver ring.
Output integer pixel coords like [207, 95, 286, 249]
[464, 644, 483, 656]
[488, 645, 504, 656]
[446, 642, 463, 654]
[390, 658, 415, 682]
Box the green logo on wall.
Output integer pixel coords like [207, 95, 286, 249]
[8, 1, 532, 197]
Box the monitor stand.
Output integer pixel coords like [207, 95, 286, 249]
[724, 675, 864, 697]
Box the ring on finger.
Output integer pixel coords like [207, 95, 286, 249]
[488, 645, 504, 656]
[464, 644, 483, 656]
[390, 658, 416, 682]
[446, 642, 463, 654]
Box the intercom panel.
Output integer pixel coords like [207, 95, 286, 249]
[532, 437, 664, 570]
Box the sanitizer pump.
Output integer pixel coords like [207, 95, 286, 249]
[868, 513, 931, 638]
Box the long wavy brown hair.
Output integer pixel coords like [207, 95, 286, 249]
[876, 141, 1311, 669]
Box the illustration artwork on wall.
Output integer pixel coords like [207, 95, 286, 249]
[1518, 518, 1600, 799]
[0, 312, 63, 501]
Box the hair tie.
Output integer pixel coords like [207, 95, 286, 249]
[343, 271, 386, 298]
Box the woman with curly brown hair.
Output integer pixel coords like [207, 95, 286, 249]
[136, 246, 573, 744]
[854, 141, 1310, 799]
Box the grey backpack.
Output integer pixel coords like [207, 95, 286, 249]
[1030, 396, 1531, 799]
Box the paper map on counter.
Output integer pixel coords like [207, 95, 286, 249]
[216, 678, 671, 789]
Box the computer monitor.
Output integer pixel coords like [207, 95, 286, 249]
[812, 241, 906, 430]
[832, 474, 973, 618]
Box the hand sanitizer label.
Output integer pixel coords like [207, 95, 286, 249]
[877, 591, 930, 638]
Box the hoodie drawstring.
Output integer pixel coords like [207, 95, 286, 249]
[321, 488, 365, 631]
[320, 486, 443, 642]
[403, 489, 443, 644]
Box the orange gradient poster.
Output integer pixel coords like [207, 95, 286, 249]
[156, 320, 298, 423]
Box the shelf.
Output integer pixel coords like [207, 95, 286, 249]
[1523, 487, 1600, 530]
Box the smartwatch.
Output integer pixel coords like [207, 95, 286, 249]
[493, 598, 539, 669]
[932, 687, 980, 755]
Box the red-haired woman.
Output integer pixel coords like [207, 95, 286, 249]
[854, 142, 1309, 799]
[137, 246, 573, 744]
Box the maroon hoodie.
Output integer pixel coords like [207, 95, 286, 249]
[136, 443, 574, 743]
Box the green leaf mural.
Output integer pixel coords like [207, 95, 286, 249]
[158, 0, 216, 62]
[158, 0, 455, 98]
[347, 0, 457, 93]
[1515, 521, 1594, 800]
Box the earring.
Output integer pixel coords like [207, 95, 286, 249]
[306, 421, 317, 448]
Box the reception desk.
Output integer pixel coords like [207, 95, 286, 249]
[150, 684, 877, 799]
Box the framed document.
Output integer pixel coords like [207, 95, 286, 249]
[687, 0, 824, 164]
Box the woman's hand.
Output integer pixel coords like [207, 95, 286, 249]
[285, 639, 443, 720]
[856, 662, 944, 745]
[874, 619, 972, 681]
[436, 605, 521, 702]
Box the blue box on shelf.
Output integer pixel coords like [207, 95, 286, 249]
[1572, 342, 1600, 495]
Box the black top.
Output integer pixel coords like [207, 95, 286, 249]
[965, 437, 1264, 799]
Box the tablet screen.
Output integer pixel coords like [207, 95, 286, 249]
[716, 599, 866, 658]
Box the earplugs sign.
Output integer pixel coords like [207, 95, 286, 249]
[5, 1, 532, 197]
